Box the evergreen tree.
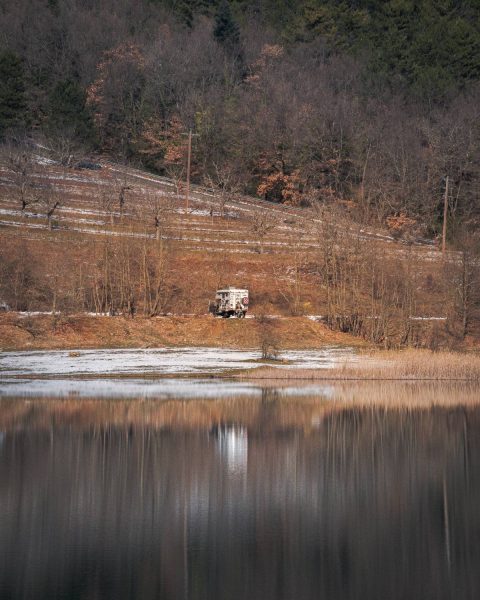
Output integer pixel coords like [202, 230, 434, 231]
[47, 79, 94, 143]
[151, 0, 215, 28]
[213, 1, 240, 50]
[178, 1, 194, 28]
[0, 51, 26, 137]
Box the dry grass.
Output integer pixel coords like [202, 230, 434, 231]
[0, 313, 365, 351]
[240, 349, 480, 381]
[0, 159, 455, 334]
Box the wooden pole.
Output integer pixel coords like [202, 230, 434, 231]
[186, 129, 192, 215]
[442, 175, 449, 258]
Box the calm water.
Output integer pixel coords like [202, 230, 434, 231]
[0, 382, 479, 600]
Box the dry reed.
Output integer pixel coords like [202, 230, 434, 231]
[239, 349, 480, 381]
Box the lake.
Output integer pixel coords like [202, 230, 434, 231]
[0, 349, 479, 599]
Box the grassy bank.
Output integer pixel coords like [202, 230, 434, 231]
[239, 349, 480, 381]
[0, 313, 365, 351]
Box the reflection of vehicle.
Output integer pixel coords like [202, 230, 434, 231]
[214, 426, 248, 475]
[209, 287, 249, 318]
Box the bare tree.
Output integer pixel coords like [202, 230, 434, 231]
[164, 163, 185, 206]
[273, 245, 307, 316]
[142, 237, 173, 316]
[1, 142, 39, 213]
[144, 192, 173, 241]
[446, 230, 480, 340]
[97, 189, 117, 225]
[204, 163, 240, 217]
[256, 314, 280, 360]
[112, 165, 133, 219]
[43, 131, 84, 168]
[250, 208, 277, 253]
[37, 183, 61, 230]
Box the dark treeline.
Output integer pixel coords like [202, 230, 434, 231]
[1, 0, 480, 239]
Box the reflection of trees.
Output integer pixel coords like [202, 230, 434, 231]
[2, 383, 480, 434]
[0, 405, 479, 599]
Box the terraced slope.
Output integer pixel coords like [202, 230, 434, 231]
[0, 158, 437, 255]
[0, 156, 460, 346]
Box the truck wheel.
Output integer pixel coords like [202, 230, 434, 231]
[237, 311, 245, 319]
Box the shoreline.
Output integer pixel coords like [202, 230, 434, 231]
[1, 348, 480, 383]
[1, 371, 480, 383]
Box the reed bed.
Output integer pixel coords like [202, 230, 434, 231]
[239, 349, 480, 381]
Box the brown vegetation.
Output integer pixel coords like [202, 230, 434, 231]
[0, 313, 363, 351]
[240, 349, 480, 381]
[2, 1, 480, 351]
[0, 158, 479, 350]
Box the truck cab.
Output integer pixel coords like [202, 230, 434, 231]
[209, 287, 249, 318]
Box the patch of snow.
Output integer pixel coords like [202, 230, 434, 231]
[31, 173, 100, 184]
[17, 311, 59, 317]
[61, 207, 123, 218]
[409, 316, 447, 321]
[0, 346, 357, 377]
[33, 154, 56, 166]
[0, 220, 45, 230]
[0, 208, 106, 226]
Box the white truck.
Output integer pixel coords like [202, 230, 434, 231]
[209, 287, 249, 318]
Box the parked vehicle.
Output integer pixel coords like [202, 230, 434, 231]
[75, 160, 102, 170]
[209, 287, 249, 318]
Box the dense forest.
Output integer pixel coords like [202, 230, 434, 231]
[1, 0, 480, 240]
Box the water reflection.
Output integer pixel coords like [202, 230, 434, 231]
[0, 385, 479, 600]
[215, 427, 248, 477]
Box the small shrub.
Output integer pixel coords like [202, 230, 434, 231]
[256, 313, 280, 360]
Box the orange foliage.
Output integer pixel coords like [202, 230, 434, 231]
[386, 212, 417, 234]
[86, 42, 145, 128]
[257, 170, 304, 206]
[136, 115, 186, 166]
[245, 44, 284, 86]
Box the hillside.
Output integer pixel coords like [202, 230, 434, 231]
[0, 153, 477, 349]
[1, 0, 480, 349]
[2, 0, 480, 235]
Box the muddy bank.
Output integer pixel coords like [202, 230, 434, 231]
[0, 313, 365, 351]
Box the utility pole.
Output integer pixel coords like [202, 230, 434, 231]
[442, 175, 449, 258]
[186, 129, 192, 215]
[182, 129, 198, 216]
